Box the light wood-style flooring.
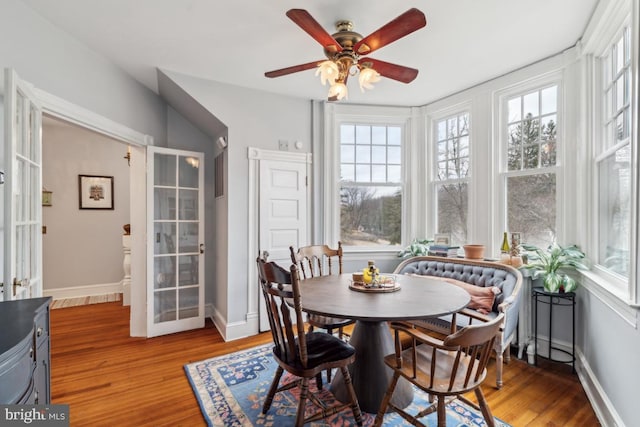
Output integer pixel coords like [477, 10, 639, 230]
[50, 301, 600, 426]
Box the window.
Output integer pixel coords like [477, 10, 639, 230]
[434, 112, 470, 245]
[504, 85, 558, 247]
[339, 124, 402, 247]
[596, 27, 631, 279]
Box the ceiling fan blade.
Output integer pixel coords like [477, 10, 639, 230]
[265, 60, 323, 78]
[354, 8, 426, 56]
[362, 58, 419, 83]
[286, 9, 343, 53]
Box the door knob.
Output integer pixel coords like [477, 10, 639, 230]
[199, 244, 205, 254]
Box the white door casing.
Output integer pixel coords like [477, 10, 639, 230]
[2, 69, 43, 301]
[147, 146, 205, 337]
[250, 148, 311, 331]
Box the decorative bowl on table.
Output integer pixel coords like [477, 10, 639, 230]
[349, 274, 400, 293]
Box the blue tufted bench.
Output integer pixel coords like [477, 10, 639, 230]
[393, 256, 523, 389]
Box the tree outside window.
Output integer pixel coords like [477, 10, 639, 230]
[435, 113, 469, 245]
[340, 124, 402, 247]
[504, 86, 558, 248]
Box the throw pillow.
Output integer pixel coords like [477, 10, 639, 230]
[409, 274, 500, 314]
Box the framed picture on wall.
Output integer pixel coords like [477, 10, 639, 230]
[79, 175, 114, 210]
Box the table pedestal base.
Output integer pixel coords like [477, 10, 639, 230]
[331, 320, 413, 414]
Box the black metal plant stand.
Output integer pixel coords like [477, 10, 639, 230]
[532, 286, 575, 372]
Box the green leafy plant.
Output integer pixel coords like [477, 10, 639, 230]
[521, 243, 588, 292]
[398, 238, 434, 258]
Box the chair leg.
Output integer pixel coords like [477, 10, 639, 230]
[325, 328, 334, 384]
[263, 366, 284, 414]
[436, 396, 446, 427]
[374, 371, 400, 427]
[295, 378, 310, 427]
[474, 387, 495, 427]
[340, 366, 363, 427]
[495, 349, 504, 389]
[315, 372, 323, 391]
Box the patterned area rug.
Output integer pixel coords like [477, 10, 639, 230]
[184, 343, 511, 426]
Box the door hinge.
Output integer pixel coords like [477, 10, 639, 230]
[305, 176, 308, 186]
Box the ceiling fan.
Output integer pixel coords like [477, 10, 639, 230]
[265, 8, 427, 101]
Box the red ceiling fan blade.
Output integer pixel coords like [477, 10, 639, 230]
[362, 58, 419, 83]
[265, 60, 324, 78]
[354, 8, 426, 56]
[286, 9, 343, 53]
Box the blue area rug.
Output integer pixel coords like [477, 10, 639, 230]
[184, 343, 511, 426]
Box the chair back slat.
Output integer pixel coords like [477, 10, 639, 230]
[256, 257, 309, 367]
[290, 242, 343, 279]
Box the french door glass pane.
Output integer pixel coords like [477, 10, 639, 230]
[154, 153, 176, 186]
[154, 290, 177, 322]
[179, 288, 199, 319]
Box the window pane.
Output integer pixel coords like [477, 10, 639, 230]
[341, 125, 355, 144]
[508, 97, 521, 123]
[437, 183, 468, 246]
[388, 127, 402, 145]
[387, 146, 401, 164]
[340, 164, 354, 181]
[507, 173, 556, 248]
[447, 118, 458, 138]
[371, 146, 386, 163]
[598, 148, 630, 277]
[388, 165, 401, 182]
[356, 145, 370, 163]
[355, 165, 370, 182]
[341, 144, 355, 163]
[436, 112, 471, 181]
[541, 86, 557, 115]
[372, 126, 386, 144]
[437, 120, 447, 141]
[340, 185, 402, 246]
[371, 165, 386, 181]
[356, 125, 370, 144]
[523, 92, 539, 118]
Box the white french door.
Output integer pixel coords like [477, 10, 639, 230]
[1, 69, 43, 301]
[258, 158, 308, 330]
[146, 146, 204, 337]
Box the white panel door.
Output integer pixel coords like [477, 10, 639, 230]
[259, 159, 308, 330]
[147, 146, 205, 337]
[1, 69, 42, 301]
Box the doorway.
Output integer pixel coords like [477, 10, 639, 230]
[41, 115, 131, 304]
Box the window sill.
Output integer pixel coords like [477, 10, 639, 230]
[579, 269, 639, 328]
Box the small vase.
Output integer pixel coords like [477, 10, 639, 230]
[543, 273, 562, 293]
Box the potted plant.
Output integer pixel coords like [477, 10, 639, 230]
[521, 243, 588, 293]
[398, 238, 434, 258]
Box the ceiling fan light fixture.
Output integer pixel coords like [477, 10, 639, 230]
[315, 60, 339, 86]
[328, 81, 348, 100]
[358, 66, 381, 92]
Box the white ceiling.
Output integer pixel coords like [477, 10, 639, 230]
[22, 0, 599, 106]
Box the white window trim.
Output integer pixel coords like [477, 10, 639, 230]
[494, 72, 565, 249]
[323, 103, 412, 254]
[582, 0, 640, 306]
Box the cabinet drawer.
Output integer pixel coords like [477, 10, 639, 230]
[34, 305, 50, 348]
[0, 334, 35, 403]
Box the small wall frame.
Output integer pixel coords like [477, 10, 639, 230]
[79, 175, 114, 210]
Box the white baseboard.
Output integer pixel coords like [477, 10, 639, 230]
[44, 282, 122, 300]
[576, 348, 625, 427]
[211, 306, 259, 342]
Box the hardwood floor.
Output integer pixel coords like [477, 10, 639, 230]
[50, 301, 600, 426]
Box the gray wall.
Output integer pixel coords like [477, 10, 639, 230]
[42, 118, 130, 290]
[0, 0, 166, 145]
[165, 106, 217, 309]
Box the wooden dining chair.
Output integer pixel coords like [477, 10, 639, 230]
[374, 313, 505, 427]
[256, 256, 363, 427]
[290, 242, 356, 385]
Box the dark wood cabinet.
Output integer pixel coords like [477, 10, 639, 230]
[0, 297, 52, 404]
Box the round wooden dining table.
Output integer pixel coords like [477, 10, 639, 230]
[298, 273, 470, 414]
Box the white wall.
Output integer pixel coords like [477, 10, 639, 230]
[159, 70, 312, 338]
[42, 118, 130, 292]
[0, 0, 166, 144]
